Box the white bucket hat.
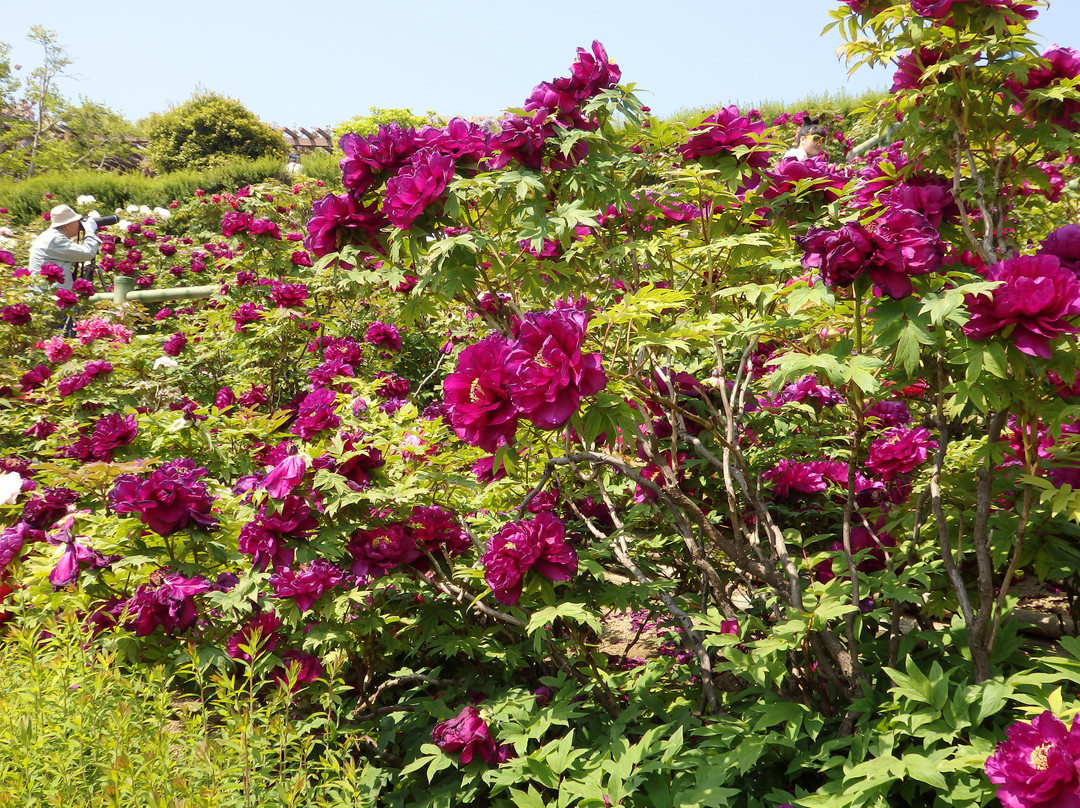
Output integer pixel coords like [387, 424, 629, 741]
[49, 204, 81, 227]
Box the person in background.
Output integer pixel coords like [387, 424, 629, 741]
[285, 153, 302, 175]
[29, 204, 100, 290]
[782, 119, 829, 162]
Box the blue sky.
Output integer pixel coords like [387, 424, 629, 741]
[3, 0, 1079, 129]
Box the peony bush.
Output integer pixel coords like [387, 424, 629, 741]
[2, 4, 1080, 806]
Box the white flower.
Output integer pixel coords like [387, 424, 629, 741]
[153, 356, 179, 370]
[87, 209, 101, 220]
[168, 416, 189, 432]
[153, 207, 172, 220]
[0, 471, 23, 506]
[0, 227, 13, 237]
[117, 219, 132, 232]
[76, 194, 97, 206]
[126, 205, 140, 213]
[139, 205, 152, 215]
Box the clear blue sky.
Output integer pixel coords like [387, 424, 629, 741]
[3, 0, 1079, 129]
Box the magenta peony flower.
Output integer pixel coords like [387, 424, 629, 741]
[0, 521, 45, 573]
[409, 504, 471, 558]
[271, 651, 324, 692]
[124, 571, 211, 636]
[482, 513, 578, 605]
[215, 386, 236, 409]
[444, 334, 519, 452]
[568, 40, 622, 99]
[489, 110, 552, 171]
[56, 372, 90, 397]
[866, 207, 946, 298]
[20, 364, 52, 393]
[41, 337, 72, 363]
[763, 459, 829, 498]
[881, 176, 959, 227]
[248, 218, 282, 239]
[347, 523, 421, 579]
[678, 105, 769, 168]
[985, 711, 1080, 808]
[418, 118, 493, 164]
[912, 0, 1036, 20]
[39, 263, 64, 284]
[269, 558, 343, 612]
[262, 454, 307, 499]
[892, 47, 948, 93]
[1038, 224, 1080, 277]
[384, 148, 456, 230]
[85, 359, 113, 378]
[290, 388, 341, 439]
[814, 525, 896, 583]
[22, 486, 78, 530]
[1, 304, 32, 326]
[227, 612, 281, 661]
[231, 302, 264, 331]
[290, 250, 313, 267]
[506, 307, 607, 430]
[162, 332, 187, 356]
[304, 192, 388, 258]
[62, 413, 138, 462]
[108, 459, 217, 536]
[1007, 46, 1080, 127]
[364, 321, 402, 352]
[339, 122, 419, 192]
[866, 426, 936, 481]
[963, 254, 1080, 359]
[24, 419, 58, 439]
[865, 400, 912, 429]
[270, 281, 309, 308]
[238, 495, 318, 572]
[55, 289, 78, 309]
[239, 384, 268, 408]
[221, 211, 254, 237]
[796, 222, 876, 289]
[432, 706, 512, 766]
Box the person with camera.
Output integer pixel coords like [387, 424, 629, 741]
[29, 204, 102, 290]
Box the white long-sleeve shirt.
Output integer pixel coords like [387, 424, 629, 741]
[29, 227, 101, 290]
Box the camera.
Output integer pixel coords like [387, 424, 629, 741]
[82, 214, 119, 229]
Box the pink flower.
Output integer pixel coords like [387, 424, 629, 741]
[290, 388, 341, 439]
[866, 207, 946, 299]
[346, 523, 421, 579]
[231, 302, 264, 331]
[1, 304, 32, 326]
[163, 332, 187, 356]
[108, 459, 217, 536]
[261, 455, 307, 498]
[124, 571, 211, 636]
[443, 334, 519, 452]
[270, 281, 309, 308]
[506, 306, 607, 430]
[432, 706, 512, 766]
[481, 513, 578, 605]
[339, 122, 419, 192]
[963, 254, 1080, 359]
[678, 105, 769, 168]
[1038, 224, 1080, 277]
[985, 711, 1080, 808]
[364, 321, 402, 352]
[384, 148, 456, 230]
[305, 192, 389, 257]
[269, 559, 343, 612]
[227, 612, 281, 661]
[55, 289, 78, 309]
[866, 426, 936, 481]
[796, 222, 876, 290]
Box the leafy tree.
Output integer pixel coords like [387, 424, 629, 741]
[144, 91, 288, 174]
[332, 106, 441, 150]
[24, 26, 71, 178]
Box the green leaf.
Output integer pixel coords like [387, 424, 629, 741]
[526, 603, 603, 636]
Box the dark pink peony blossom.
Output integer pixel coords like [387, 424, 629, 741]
[432, 706, 512, 766]
[1, 304, 32, 326]
[1038, 224, 1080, 277]
[985, 711, 1080, 808]
[261, 454, 307, 499]
[867, 207, 946, 298]
[881, 176, 958, 227]
[865, 400, 912, 429]
[0, 521, 45, 573]
[418, 118, 492, 164]
[1007, 46, 1080, 127]
[364, 321, 402, 352]
[409, 504, 471, 558]
[506, 307, 607, 430]
[763, 459, 829, 498]
[215, 386, 236, 410]
[568, 40, 621, 99]
[304, 192, 388, 257]
[912, 0, 1037, 20]
[443, 334, 519, 452]
[814, 525, 897, 583]
[239, 384, 268, 408]
[866, 426, 936, 481]
[20, 364, 52, 393]
[238, 495, 318, 572]
[290, 250, 313, 267]
[0, 250, 13, 266]
[85, 360, 113, 378]
[796, 222, 876, 289]
[482, 513, 578, 605]
[489, 111, 552, 171]
[108, 459, 217, 536]
[231, 302, 264, 331]
[55, 289, 78, 309]
[24, 419, 58, 439]
[892, 47, 948, 93]
[22, 487, 78, 530]
[384, 148, 456, 230]
[62, 413, 138, 462]
[272, 651, 324, 692]
[163, 332, 187, 356]
[270, 281, 308, 308]
[963, 254, 1080, 359]
[56, 372, 90, 397]
[248, 218, 282, 239]
[678, 105, 769, 168]
[227, 612, 282, 661]
[125, 571, 211, 636]
[764, 155, 849, 202]
[221, 211, 254, 237]
[339, 123, 419, 192]
[346, 523, 421, 579]
[39, 263, 64, 284]
[290, 388, 341, 439]
[269, 558, 343, 612]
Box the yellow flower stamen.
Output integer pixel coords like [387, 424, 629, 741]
[1029, 743, 1052, 771]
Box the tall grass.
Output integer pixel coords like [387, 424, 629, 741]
[0, 613, 380, 808]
